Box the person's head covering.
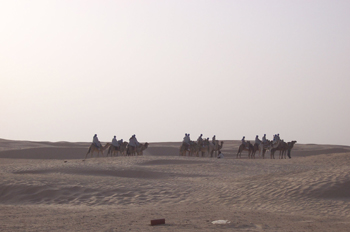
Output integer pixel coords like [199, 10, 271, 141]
[114, 136, 116, 138]
[94, 134, 97, 137]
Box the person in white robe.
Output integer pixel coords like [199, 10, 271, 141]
[112, 136, 119, 147]
[255, 135, 261, 145]
[93, 134, 102, 149]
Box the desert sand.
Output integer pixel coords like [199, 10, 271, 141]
[1, 138, 350, 231]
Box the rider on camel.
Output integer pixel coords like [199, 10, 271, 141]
[183, 133, 191, 145]
[255, 135, 261, 145]
[197, 134, 203, 146]
[212, 135, 217, 146]
[241, 136, 248, 148]
[112, 136, 119, 147]
[93, 134, 102, 150]
[129, 134, 140, 148]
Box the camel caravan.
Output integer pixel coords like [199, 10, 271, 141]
[85, 134, 149, 159]
[237, 134, 297, 159]
[85, 133, 296, 160]
[180, 134, 224, 157]
[179, 133, 296, 159]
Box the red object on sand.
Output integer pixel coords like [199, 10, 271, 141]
[151, 219, 165, 226]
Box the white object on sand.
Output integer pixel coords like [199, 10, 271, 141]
[211, 220, 230, 224]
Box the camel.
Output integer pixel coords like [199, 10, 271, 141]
[190, 141, 202, 157]
[209, 141, 224, 158]
[107, 141, 128, 157]
[126, 142, 148, 156]
[252, 140, 273, 159]
[179, 141, 200, 156]
[85, 143, 111, 159]
[198, 138, 210, 157]
[270, 140, 288, 159]
[251, 143, 259, 159]
[236, 141, 253, 159]
[136, 142, 149, 156]
[179, 143, 191, 156]
[284, 141, 297, 159]
[126, 144, 137, 156]
[119, 141, 129, 156]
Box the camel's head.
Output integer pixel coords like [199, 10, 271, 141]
[288, 141, 297, 147]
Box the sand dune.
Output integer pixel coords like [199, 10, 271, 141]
[1, 139, 350, 231]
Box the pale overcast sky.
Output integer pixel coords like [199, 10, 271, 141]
[1, 0, 350, 145]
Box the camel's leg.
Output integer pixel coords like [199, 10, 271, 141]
[85, 149, 92, 159]
[236, 147, 242, 159]
[258, 148, 261, 157]
[263, 150, 268, 159]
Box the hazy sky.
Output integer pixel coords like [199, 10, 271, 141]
[1, 0, 350, 145]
